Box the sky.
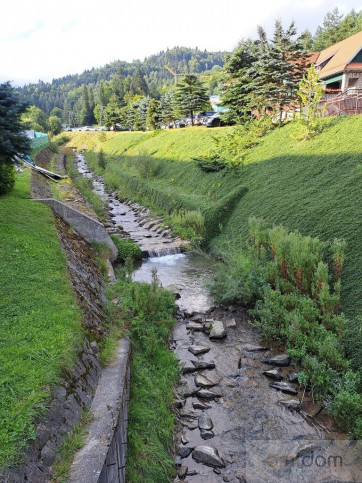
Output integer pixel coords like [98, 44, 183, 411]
[1, 0, 360, 86]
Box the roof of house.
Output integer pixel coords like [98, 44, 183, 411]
[316, 31, 362, 79]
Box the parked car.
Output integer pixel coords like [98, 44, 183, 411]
[96, 126, 108, 131]
[195, 111, 216, 125]
[206, 114, 223, 127]
[82, 126, 95, 131]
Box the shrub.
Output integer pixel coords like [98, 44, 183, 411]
[98, 149, 106, 170]
[136, 154, 161, 178]
[111, 236, 142, 262]
[328, 371, 362, 439]
[0, 163, 15, 195]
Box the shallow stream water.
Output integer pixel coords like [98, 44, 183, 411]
[75, 152, 360, 483]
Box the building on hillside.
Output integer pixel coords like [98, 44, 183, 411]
[315, 31, 362, 94]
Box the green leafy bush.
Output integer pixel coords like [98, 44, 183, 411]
[111, 236, 142, 262]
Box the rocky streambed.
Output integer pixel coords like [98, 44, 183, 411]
[75, 152, 359, 483]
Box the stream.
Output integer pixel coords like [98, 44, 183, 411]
[75, 152, 360, 483]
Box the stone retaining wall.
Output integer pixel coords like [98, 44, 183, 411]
[69, 337, 131, 483]
[0, 340, 102, 483]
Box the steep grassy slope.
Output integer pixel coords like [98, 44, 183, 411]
[0, 170, 83, 469]
[64, 116, 362, 317]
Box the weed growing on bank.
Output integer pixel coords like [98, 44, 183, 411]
[108, 266, 179, 482]
[210, 218, 361, 438]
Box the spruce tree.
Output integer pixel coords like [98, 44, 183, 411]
[0, 82, 30, 194]
[160, 90, 175, 127]
[221, 39, 258, 123]
[173, 75, 208, 125]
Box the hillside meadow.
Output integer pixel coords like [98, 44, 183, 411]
[64, 116, 361, 318]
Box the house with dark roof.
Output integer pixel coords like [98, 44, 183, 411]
[315, 31, 362, 93]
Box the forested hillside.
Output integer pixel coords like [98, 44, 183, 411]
[16, 47, 226, 116]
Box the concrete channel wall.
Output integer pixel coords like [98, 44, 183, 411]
[69, 337, 131, 483]
[36, 198, 118, 262]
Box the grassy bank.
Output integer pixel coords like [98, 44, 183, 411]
[0, 170, 83, 469]
[108, 268, 179, 482]
[64, 117, 362, 318]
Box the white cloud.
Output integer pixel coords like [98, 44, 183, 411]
[0, 0, 359, 85]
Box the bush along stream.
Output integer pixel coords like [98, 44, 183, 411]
[71, 152, 360, 483]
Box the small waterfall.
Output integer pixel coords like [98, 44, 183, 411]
[146, 247, 183, 258]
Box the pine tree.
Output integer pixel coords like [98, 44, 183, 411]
[132, 68, 149, 96]
[160, 90, 176, 127]
[0, 82, 30, 194]
[246, 21, 308, 120]
[80, 85, 94, 125]
[173, 75, 209, 125]
[313, 8, 343, 50]
[220, 39, 258, 123]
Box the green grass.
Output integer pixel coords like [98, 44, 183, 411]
[64, 117, 362, 317]
[109, 272, 179, 482]
[0, 170, 83, 469]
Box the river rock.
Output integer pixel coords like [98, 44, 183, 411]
[288, 371, 299, 382]
[180, 409, 200, 420]
[197, 389, 221, 400]
[181, 421, 198, 430]
[198, 414, 213, 430]
[280, 399, 301, 411]
[188, 345, 210, 356]
[226, 318, 237, 328]
[178, 466, 188, 479]
[270, 381, 298, 395]
[186, 321, 204, 331]
[181, 363, 197, 374]
[263, 369, 283, 381]
[209, 320, 226, 339]
[200, 429, 214, 440]
[242, 344, 269, 352]
[178, 446, 193, 458]
[192, 446, 225, 468]
[195, 374, 218, 388]
[192, 401, 211, 410]
[191, 360, 215, 370]
[263, 354, 291, 366]
[181, 435, 189, 445]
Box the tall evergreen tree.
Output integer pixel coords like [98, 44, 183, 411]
[80, 85, 94, 125]
[220, 39, 258, 123]
[132, 68, 149, 96]
[0, 82, 30, 194]
[246, 21, 308, 119]
[160, 90, 175, 127]
[313, 7, 344, 50]
[173, 75, 208, 125]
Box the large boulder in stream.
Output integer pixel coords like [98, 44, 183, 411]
[192, 446, 225, 468]
[209, 320, 226, 339]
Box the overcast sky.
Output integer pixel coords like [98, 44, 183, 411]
[1, 0, 360, 86]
